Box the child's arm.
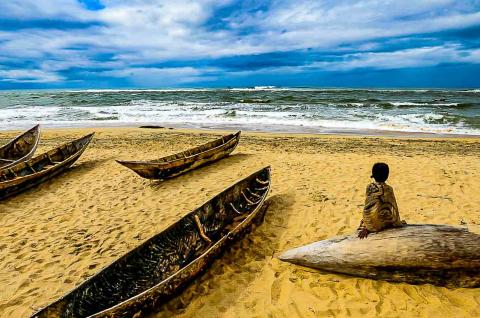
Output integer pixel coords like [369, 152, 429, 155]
[358, 183, 377, 239]
[389, 185, 407, 226]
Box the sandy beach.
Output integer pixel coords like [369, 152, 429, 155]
[1, 127, 480, 318]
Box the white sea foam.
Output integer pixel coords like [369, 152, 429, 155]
[389, 102, 459, 107]
[1, 103, 475, 135]
[458, 89, 480, 93]
[1, 90, 479, 135]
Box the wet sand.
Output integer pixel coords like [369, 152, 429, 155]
[1, 127, 480, 317]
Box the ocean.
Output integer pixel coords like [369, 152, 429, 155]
[0, 88, 479, 135]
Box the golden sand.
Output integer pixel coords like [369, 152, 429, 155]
[1, 127, 480, 318]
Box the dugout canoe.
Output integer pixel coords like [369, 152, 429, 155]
[0, 125, 40, 170]
[279, 224, 480, 288]
[116, 131, 241, 179]
[0, 133, 94, 200]
[32, 166, 271, 318]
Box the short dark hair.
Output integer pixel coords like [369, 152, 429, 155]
[371, 162, 389, 182]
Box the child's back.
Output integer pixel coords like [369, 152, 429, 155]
[362, 181, 403, 232]
[358, 162, 406, 238]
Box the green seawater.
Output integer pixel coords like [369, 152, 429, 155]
[0, 88, 479, 135]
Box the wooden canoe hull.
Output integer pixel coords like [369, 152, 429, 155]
[32, 166, 271, 318]
[0, 133, 94, 200]
[0, 125, 40, 170]
[116, 131, 241, 179]
[279, 225, 480, 288]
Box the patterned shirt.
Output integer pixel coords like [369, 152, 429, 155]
[358, 181, 404, 232]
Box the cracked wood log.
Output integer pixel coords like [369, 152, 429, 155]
[279, 224, 480, 288]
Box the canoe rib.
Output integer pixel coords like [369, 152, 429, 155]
[32, 166, 270, 318]
[279, 224, 480, 288]
[0, 133, 94, 200]
[0, 125, 40, 170]
[116, 131, 241, 179]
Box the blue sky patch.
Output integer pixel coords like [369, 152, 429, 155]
[78, 0, 105, 11]
[0, 19, 103, 30]
[0, 0, 479, 88]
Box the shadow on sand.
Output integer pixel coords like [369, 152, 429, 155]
[147, 153, 253, 189]
[148, 192, 296, 317]
[0, 158, 111, 203]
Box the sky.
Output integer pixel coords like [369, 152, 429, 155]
[0, 0, 479, 89]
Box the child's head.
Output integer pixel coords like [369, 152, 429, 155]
[371, 162, 389, 182]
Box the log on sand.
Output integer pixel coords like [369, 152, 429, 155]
[279, 224, 480, 288]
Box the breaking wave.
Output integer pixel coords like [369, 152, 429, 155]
[0, 88, 479, 135]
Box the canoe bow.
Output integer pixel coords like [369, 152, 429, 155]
[0, 124, 40, 170]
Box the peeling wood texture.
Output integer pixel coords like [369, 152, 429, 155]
[0, 133, 94, 200]
[279, 224, 480, 288]
[32, 166, 271, 318]
[116, 131, 241, 180]
[0, 125, 40, 170]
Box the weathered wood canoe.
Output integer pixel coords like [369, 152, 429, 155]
[32, 166, 271, 318]
[279, 225, 480, 288]
[116, 131, 241, 179]
[0, 124, 40, 170]
[0, 133, 94, 200]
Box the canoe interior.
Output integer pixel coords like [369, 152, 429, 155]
[0, 133, 93, 183]
[0, 125, 40, 169]
[33, 166, 270, 318]
[117, 131, 241, 179]
[151, 131, 240, 163]
[0, 133, 94, 200]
